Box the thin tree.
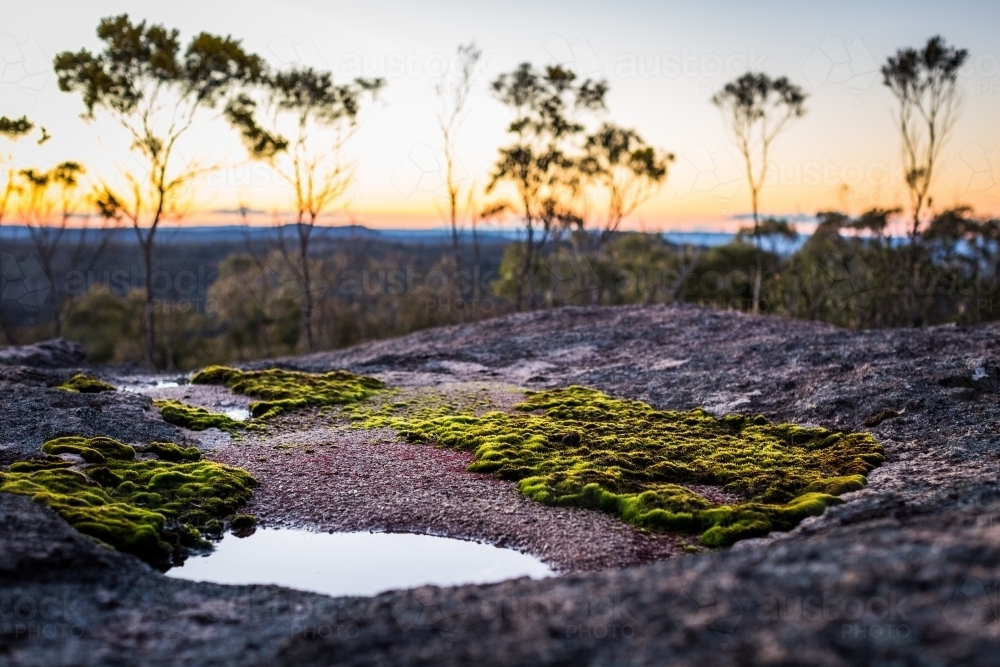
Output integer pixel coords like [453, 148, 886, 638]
[436, 42, 482, 271]
[881, 36, 968, 245]
[54, 14, 266, 366]
[489, 63, 608, 310]
[0, 116, 37, 226]
[581, 123, 673, 245]
[226, 68, 383, 352]
[0, 115, 42, 344]
[712, 72, 807, 313]
[15, 162, 90, 336]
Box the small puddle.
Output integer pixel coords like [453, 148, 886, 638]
[119, 379, 183, 392]
[224, 408, 250, 421]
[166, 529, 553, 597]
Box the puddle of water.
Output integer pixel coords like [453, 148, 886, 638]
[119, 379, 183, 393]
[223, 408, 250, 421]
[166, 529, 553, 597]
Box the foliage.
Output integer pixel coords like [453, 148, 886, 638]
[712, 71, 807, 312]
[882, 36, 969, 240]
[0, 436, 256, 568]
[206, 252, 301, 360]
[53, 13, 267, 366]
[353, 386, 883, 546]
[192, 366, 385, 419]
[580, 123, 673, 240]
[63, 286, 221, 369]
[771, 208, 1000, 327]
[225, 65, 384, 353]
[488, 63, 608, 310]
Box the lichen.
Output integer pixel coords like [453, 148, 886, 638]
[56, 373, 117, 393]
[0, 436, 256, 568]
[191, 365, 385, 419]
[155, 399, 245, 433]
[354, 386, 884, 546]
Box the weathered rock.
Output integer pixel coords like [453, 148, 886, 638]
[0, 381, 179, 465]
[1, 305, 998, 666]
[0, 338, 85, 368]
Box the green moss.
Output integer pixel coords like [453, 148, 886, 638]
[356, 385, 884, 547]
[230, 514, 256, 529]
[42, 435, 137, 464]
[146, 441, 202, 462]
[56, 373, 117, 393]
[9, 456, 74, 473]
[0, 436, 256, 568]
[155, 399, 244, 433]
[191, 365, 385, 419]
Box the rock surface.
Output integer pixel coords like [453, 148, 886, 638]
[0, 367, 178, 466]
[1, 305, 998, 665]
[0, 338, 85, 368]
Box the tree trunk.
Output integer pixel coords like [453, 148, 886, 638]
[299, 228, 315, 353]
[751, 188, 762, 315]
[144, 241, 156, 368]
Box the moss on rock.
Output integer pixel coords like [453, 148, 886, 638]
[56, 373, 117, 393]
[356, 385, 884, 546]
[191, 366, 384, 419]
[155, 399, 245, 433]
[0, 436, 256, 568]
[146, 441, 203, 462]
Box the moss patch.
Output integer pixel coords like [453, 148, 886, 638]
[155, 399, 245, 433]
[0, 436, 256, 568]
[56, 373, 117, 393]
[354, 386, 884, 546]
[192, 365, 385, 419]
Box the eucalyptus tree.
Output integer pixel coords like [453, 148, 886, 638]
[489, 63, 608, 310]
[225, 68, 383, 352]
[435, 42, 482, 271]
[0, 115, 40, 343]
[15, 162, 93, 336]
[581, 123, 673, 244]
[54, 14, 266, 366]
[0, 115, 36, 225]
[712, 72, 807, 313]
[881, 36, 968, 245]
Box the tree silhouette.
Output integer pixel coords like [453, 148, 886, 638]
[226, 67, 383, 353]
[0, 115, 37, 227]
[436, 42, 482, 273]
[54, 14, 266, 367]
[881, 36, 968, 246]
[581, 123, 673, 244]
[712, 72, 807, 313]
[15, 162, 113, 336]
[489, 63, 608, 310]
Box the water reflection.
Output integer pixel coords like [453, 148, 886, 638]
[166, 529, 553, 597]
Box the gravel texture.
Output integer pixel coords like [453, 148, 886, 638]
[210, 416, 685, 573]
[1, 304, 999, 666]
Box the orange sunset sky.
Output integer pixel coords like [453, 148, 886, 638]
[1, 0, 998, 233]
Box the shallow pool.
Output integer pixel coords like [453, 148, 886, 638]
[223, 408, 250, 421]
[166, 529, 553, 597]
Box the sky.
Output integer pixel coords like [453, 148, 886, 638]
[1, 0, 998, 232]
